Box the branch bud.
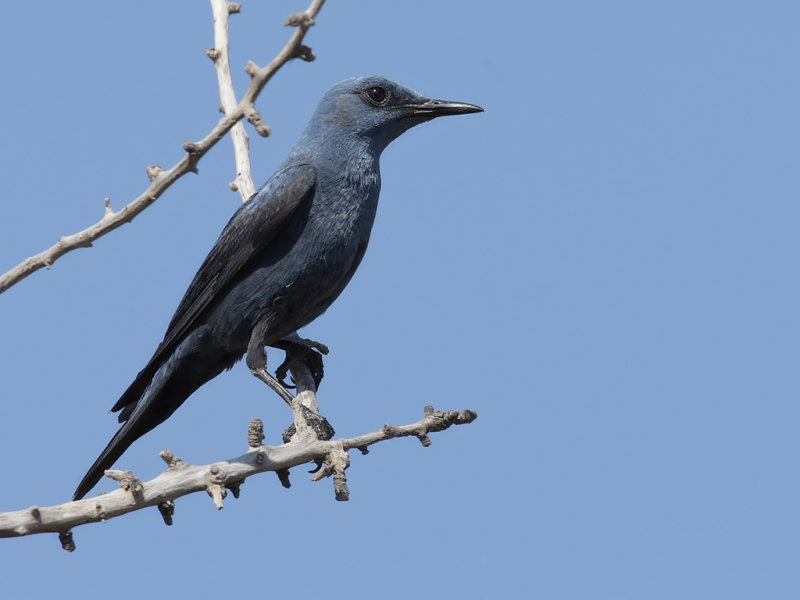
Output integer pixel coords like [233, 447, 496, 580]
[159, 449, 186, 470]
[295, 45, 316, 62]
[285, 12, 315, 27]
[248, 417, 264, 448]
[244, 61, 260, 77]
[182, 140, 201, 154]
[105, 469, 144, 499]
[157, 501, 175, 526]
[146, 165, 163, 182]
[245, 107, 271, 137]
[59, 530, 75, 552]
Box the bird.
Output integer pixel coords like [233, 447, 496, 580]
[73, 75, 482, 500]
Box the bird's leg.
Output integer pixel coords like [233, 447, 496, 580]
[266, 331, 335, 448]
[270, 331, 329, 389]
[247, 323, 333, 449]
[246, 321, 294, 406]
[247, 346, 294, 406]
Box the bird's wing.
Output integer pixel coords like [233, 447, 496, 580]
[161, 164, 316, 349]
[111, 163, 316, 414]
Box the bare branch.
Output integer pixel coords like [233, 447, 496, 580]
[0, 406, 477, 547]
[0, 0, 326, 295]
[0, 355, 477, 547]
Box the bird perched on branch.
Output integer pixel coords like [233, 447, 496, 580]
[73, 76, 482, 500]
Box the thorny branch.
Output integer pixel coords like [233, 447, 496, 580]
[0, 0, 325, 294]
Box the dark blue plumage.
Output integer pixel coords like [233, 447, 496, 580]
[73, 76, 482, 500]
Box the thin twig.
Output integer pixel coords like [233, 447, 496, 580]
[0, 0, 325, 295]
[208, 0, 257, 201]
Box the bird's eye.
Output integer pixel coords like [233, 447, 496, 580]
[365, 86, 388, 104]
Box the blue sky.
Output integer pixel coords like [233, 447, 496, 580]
[1, 1, 799, 598]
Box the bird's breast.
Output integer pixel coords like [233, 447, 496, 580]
[252, 177, 380, 341]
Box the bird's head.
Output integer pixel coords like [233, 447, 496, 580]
[306, 76, 483, 154]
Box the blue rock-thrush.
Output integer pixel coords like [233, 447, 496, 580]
[73, 76, 482, 500]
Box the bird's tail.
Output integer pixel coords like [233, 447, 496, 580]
[72, 419, 143, 501]
[73, 359, 173, 500]
[72, 338, 226, 500]
[72, 363, 165, 501]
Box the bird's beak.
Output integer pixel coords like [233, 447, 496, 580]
[409, 98, 484, 117]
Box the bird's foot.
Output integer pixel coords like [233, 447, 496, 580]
[273, 337, 328, 389]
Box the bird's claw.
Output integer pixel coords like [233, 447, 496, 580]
[275, 361, 296, 389]
[302, 338, 329, 355]
[273, 338, 327, 389]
